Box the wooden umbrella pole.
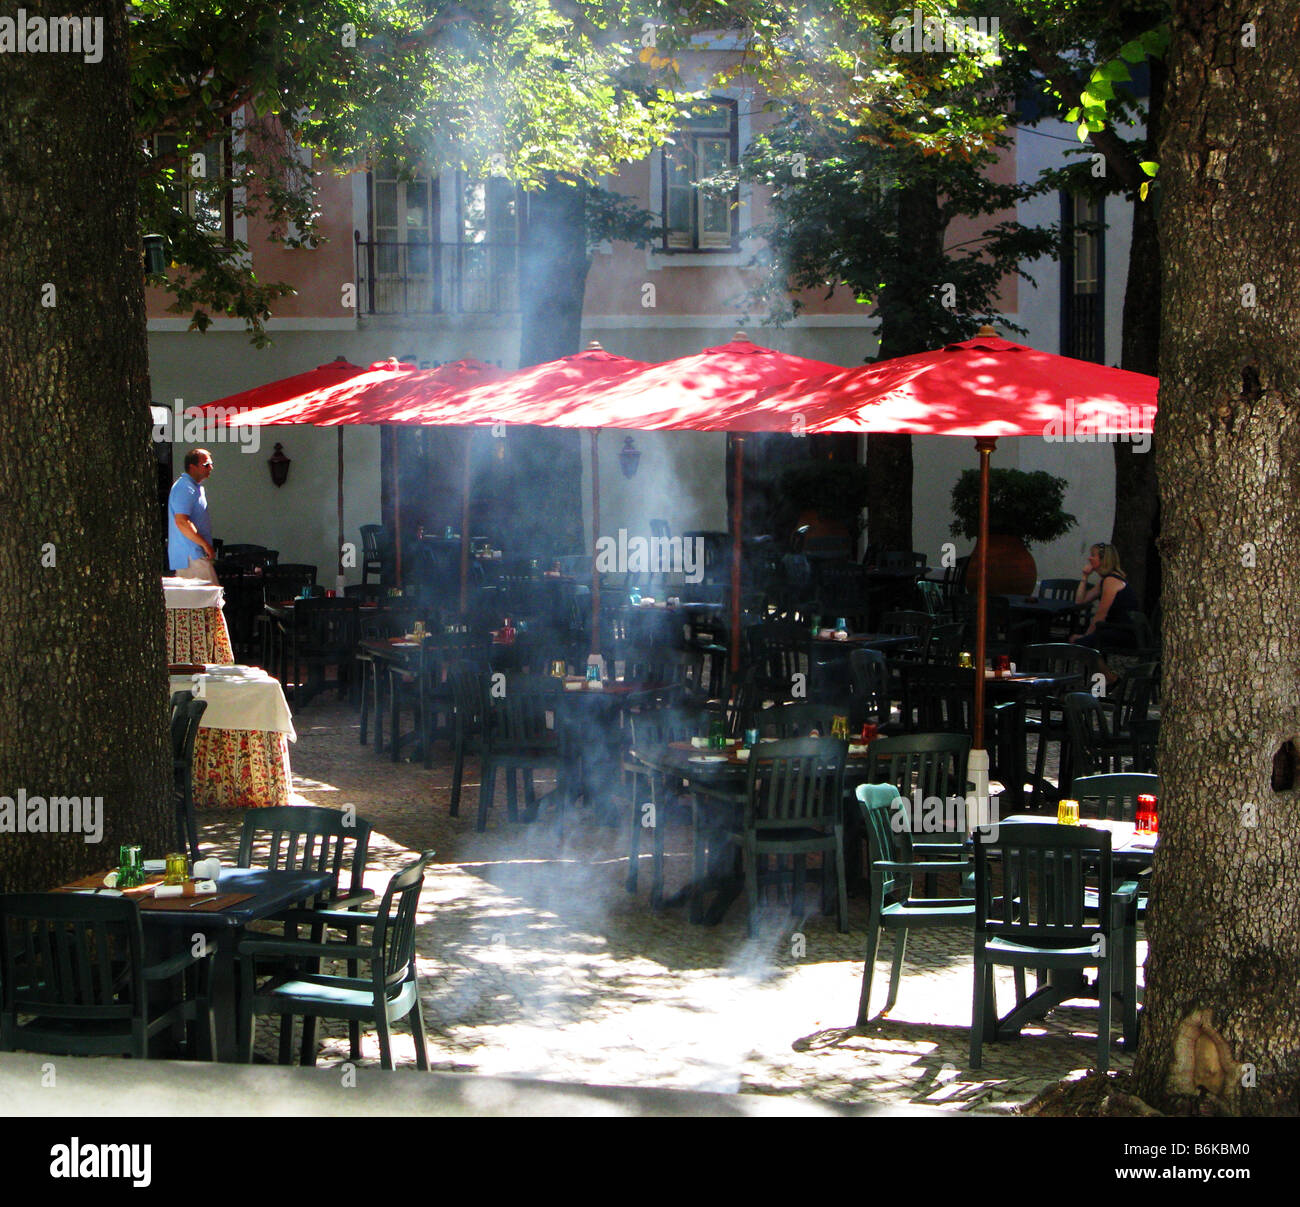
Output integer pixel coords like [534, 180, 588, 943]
[729, 435, 744, 677]
[459, 429, 472, 615]
[392, 425, 403, 590]
[972, 436, 997, 750]
[590, 428, 601, 658]
[336, 427, 345, 592]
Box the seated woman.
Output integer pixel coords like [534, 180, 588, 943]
[1071, 542, 1141, 678]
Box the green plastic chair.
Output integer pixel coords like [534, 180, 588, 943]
[970, 822, 1137, 1072]
[238, 850, 436, 1070]
[854, 784, 975, 1025]
[1071, 772, 1161, 822]
[0, 892, 214, 1060]
[720, 737, 850, 935]
[171, 691, 207, 862]
[478, 673, 566, 832]
[624, 707, 703, 908]
[237, 805, 375, 1063]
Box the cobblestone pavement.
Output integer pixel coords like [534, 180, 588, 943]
[198, 699, 1143, 1112]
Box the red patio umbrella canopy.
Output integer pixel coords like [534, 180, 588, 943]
[430, 337, 842, 428]
[740, 336, 1157, 435]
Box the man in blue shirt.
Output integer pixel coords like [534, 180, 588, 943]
[168, 448, 217, 582]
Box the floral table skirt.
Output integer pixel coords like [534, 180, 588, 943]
[192, 726, 292, 809]
[167, 605, 235, 665]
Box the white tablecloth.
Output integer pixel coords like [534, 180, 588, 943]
[162, 577, 225, 610]
[169, 668, 296, 741]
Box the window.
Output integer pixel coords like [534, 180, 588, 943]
[371, 164, 439, 299]
[1061, 192, 1105, 362]
[662, 100, 739, 252]
[148, 131, 233, 242]
[360, 165, 519, 314]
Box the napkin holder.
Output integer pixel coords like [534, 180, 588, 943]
[193, 857, 222, 881]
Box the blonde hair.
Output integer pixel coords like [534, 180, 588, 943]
[1091, 543, 1126, 577]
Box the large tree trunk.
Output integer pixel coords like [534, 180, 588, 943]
[1131, 0, 1300, 1115]
[512, 173, 587, 556]
[0, 1, 171, 891]
[1113, 59, 1165, 611]
[864, 177, 947, 552]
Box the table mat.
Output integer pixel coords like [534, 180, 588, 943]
[55, 872, 253, 910]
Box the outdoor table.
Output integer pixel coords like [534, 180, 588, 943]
[982, 670, 1083, 809]
[163, 576, 234, 664]
[997, 594, 1089, 641]
[543, 677, 665, 819]
[974, 814, 1154, 1042]
[637, 738, 881, 923]
[54, 867, 331, 1061]
[169, 668, 296, 808]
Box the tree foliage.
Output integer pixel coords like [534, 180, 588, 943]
[129, 0, 694, 343]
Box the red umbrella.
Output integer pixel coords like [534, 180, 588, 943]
[738, 335, 1158, 435]
[749, 332, 1158, 805]
[429, 336, 841, 665]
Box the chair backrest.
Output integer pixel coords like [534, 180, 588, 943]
[360, 525, 387, 561]
[925, 620, 966, 666]
[487, 674, 560, 749]
[1063, 692, 1112, 783]
[973, 822, 1113, 944]
[770, 701, 848, 739]
[0, 893, 146, 1054]
[237, 805, 372, 902]
[745, 620, 811, 697]
[848, 647, 890, 727]
[743, 737, 847, 831]
[1038, 578, 1079, 602]
[856, 782, 921, 900]
[447, 661, 488, 734]
[629, 706, 701, 752]
[372, 851, 435, 994]
[171, 693, 207, 771]
[1071, 773, 1160, 821]
[262, 563, 318, 601]
[296, 597, 360, 651]
[1023, 642, 1102, 681]
[900, 665, 977, 733]
[864, 732, 971, 802]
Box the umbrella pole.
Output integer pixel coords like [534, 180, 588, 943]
[590, 429, 601, 660]
[336, 427, 345, 594]
[970, 436, 996, 824]
[729, 435, 744, 679]
[459, 429, 472, 615]
[392, 425, 403, 591]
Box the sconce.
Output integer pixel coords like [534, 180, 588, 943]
[619, 436, 641, 479]
[143, 234, 167, 275]
[268, 442, 291, 487]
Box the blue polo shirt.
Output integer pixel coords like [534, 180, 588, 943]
[168, 472, 212, 570]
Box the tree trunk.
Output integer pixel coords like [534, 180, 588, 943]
[512, 173, 587, 556]
[1113, 58, 1165, 612]
[0, 2, 171, 891]
[1131, 0, 1300, 1115]
[864, 177, 947, 552]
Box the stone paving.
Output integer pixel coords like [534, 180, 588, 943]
[197, 698, 1143, 1113]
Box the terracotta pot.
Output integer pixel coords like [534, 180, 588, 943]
[795, 509, 853, 559]
[967, 534, 1037, 596]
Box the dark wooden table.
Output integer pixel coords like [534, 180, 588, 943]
[140, 867, 333, 1061]
[982, 670, 1083, 809]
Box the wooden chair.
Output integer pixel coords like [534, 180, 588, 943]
[171, 692, 208, 862]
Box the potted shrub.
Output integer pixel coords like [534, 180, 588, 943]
[950, 468, 1077, 594]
